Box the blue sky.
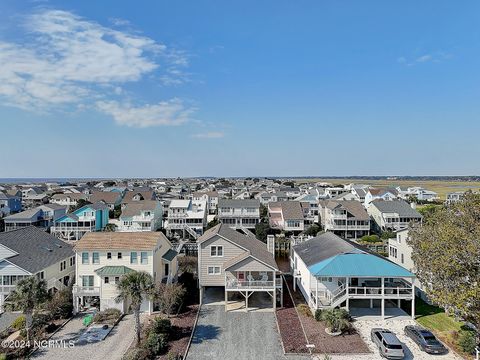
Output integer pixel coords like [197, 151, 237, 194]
[1, 1, 479, 178]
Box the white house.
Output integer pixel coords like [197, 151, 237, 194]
[318, 200, 370, 240]
[118, 200, 163, 232]
[291, 232, 416, 319]
[166, 199, 207, 239]
[364, 188, 399, 206]
[388, 229, 429, 302]
[367, 200, 422, 232]
[218, 199, 260, 230]
[73, 232, 178, 314]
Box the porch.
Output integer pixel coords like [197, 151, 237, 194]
[224, 270, 283, 312]
[308, 276, 415, 319]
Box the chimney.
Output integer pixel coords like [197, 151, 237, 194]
[266, 235, 275, 257]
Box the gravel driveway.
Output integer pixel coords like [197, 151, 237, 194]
[187, 305, 308, 360]
[32, 314, 136, 360]
[317, 317, 462, 360]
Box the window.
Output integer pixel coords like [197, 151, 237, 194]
[107, 252, 112, 259]
[123, 221, 132, 226]
[60, 260, 66, 271]
[210, 246, 223, 257]
[320, 277, 332, 282]
[70, 256, 75, 267]
[82, 252, 89, 264]
[207, 266, 221, 275]
[130, 252, 138, 264]
[117, 252, 122, 260]
[104, 277, 109, 284]
[401, 254, 404, 264]
[115, 276, 120, 283]
[144, 211, 151, 216]
[93, 252, 100, 264]
[140, 252, 148, 265]
[82, 275, 94, 287]
[37, 271, 45, 280]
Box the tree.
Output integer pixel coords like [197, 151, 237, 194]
[408, 191, 480, 330]
[282, 181, 295, 188]
[417, 204, 442, 219]
[116, 271, 155, 345]
[255, 222, 271, 242]
[155, 283, 186, 317]
[206, 218, 219, 230]
[259, 204, 268, 220]
[4, 276, 48, 342]
[104, 223, 117, 232]
[178, 256, 197, 275]
[304, 224, 321, 237]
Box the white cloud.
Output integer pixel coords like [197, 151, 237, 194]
[416, 54, 432, 63]
[398, 52, 451, 67]
[191, 131, 225, 139]
[0, 9, 190, 118]
[96, 98, 195, 128]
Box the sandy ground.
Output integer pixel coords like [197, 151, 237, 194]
[313, 317, 463, 360]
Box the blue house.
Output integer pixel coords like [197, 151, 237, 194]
[0, 192, 22, 217]
[51, 202, 109, 240]
[292, 232, 416, 319]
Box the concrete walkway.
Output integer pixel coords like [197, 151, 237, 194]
[187, 304, 308, 360]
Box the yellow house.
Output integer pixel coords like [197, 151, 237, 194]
[73, 231, 178, 314]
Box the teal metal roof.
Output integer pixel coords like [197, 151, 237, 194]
[162, 249, 178, 262]
[95, 265, 134, 276]
[308, 253, 415, 278]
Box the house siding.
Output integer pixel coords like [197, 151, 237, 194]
[199, 235, 245, 286]
[227, 257, 273, 272]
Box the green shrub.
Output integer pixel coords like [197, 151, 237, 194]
[144, 332, 168, 356]
[93, 308, 122, 324]
[321, 309, 351, 333]
[458, 329, 477, 354]
[296, 304, 312, 317]
[122, 347, 151, 360]
[151, 317, 172, 338]
[166, 351, 181, 360]
[359, 235, 381, 243]
[11, 315, 26, 331]
[314, 309, 322, 321]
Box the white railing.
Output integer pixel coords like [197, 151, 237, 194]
[0, 285, 16, 294]
[225, 279, 275, 290]
[348, 286, 413, 297]
[73, 285, 100, 296]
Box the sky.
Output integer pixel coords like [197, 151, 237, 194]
[0, 0, 479, 178]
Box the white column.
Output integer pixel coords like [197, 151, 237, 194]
[245, 291, 249, 312]
[411, 284, 415, 319]
[381, 277, 385, 320]
[370, 298, 373, 309]
[398, 299, 401, 308]
[273, 272, 276, 310]
[345, 277, 349, 311]
[315, 276, 319, 309]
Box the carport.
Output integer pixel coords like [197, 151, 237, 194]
[349, 299, 412, 320]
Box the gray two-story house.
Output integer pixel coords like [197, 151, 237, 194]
[197, 223, 282, 312]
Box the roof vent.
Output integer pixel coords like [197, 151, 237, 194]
[42, 246, 53, 252]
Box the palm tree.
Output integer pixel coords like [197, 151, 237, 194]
[115, 271, 155, 346]
[4, 276, 48, 342]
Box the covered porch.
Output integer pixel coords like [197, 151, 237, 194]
[223, 255, 283, 312]
[306, 251, 416, 319]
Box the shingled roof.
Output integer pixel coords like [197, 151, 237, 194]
[0, 227, 74, 273]
[198, 223, 278, 270]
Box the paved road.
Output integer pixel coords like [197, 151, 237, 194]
[32, 314, 136, 360]
[187, 305, 308, 360]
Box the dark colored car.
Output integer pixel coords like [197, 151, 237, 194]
[371, 328, 405, 359]
[404, 325, 448, 354]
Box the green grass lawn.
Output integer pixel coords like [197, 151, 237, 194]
[415, 297, 463, 333]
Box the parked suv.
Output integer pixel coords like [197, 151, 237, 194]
[404, 325, 448, 354]
[371, 328, 405, 359]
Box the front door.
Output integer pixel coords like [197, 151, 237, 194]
[237, 271, 245, 283]
[164, 263, 169, 277]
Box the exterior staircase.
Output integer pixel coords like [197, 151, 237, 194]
[316, 284, 348, 309]
[184, 224, 199, 240]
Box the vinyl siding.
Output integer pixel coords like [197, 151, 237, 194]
[199, 235, 246, 286]
[227, 256, 274, 272]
